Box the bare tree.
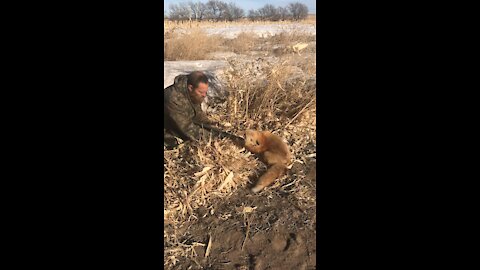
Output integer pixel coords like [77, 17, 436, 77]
[288, 2, 308, 21]
[227, 2, 244, 21]
[248, 9, 258, 21]
[276, 6, 291, 21]
[204, 0, 245, 22]
[256, 6, 267, 20]
[188, 1, 207, 21]
[168, 3, 180, 21]
[197, 2, 208, 20]
[168, 3, 191, 21]
[257, 4, 278, 21]
[206, 0, 225, 21]
[167, 1, 304, 22]
[217, 1, 229, 21]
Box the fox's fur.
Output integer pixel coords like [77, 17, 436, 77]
[244, 130, 291, 193]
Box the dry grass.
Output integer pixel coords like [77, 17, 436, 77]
[222, 32, 256, 54]
[164, 55, 316, 267]
[164, 18, 316, 61]
[266, 30, 316, 45]
[163, 19, 316, 268]
[164, 138, 260, 221]
[165, 30, 316, 60]
[164, 17, 316, 32]
[224, 59, 315, 125]
[164, 28, 223, 61]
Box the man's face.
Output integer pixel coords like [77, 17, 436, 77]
[188, 82, 208, 104]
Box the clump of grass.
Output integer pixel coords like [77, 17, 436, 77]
[223, 32, 257, 54]
[164, 137, 260, 267]
[264, 29, 316, 45]
[164, 130, 265, 229]
[224, 58, 316, 127]
[164, 28, 223, 61]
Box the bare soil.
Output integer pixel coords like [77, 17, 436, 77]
[165, 160, 316, 270]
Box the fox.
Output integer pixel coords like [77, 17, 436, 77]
[244, 129, 291, 193]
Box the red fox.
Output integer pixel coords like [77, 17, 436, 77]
[244, 130, 291, 193]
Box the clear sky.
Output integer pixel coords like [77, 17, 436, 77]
[164, 0, 316, 15]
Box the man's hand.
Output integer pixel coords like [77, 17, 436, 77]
[212, 122, 224, 129]
[186, 138, 200, 148]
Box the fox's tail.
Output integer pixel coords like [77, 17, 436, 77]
[251, 163, 288, 193]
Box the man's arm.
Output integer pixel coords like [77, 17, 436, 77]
[165, 100, 200, 142]
[192, 103, 217, 126]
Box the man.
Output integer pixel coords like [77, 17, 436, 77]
[164, 71, 219, 149]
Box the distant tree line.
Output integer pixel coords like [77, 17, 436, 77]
[167, 1, 309, 22]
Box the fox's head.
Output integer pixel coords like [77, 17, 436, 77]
[244, 129, 266, 153]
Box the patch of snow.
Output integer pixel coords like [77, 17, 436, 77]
[203, 24, 316, 39]
[164, 60, 229, 89]
[167, 23, 316, 39]
[164, 60, 230, 112]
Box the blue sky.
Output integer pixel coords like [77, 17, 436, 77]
[164, 0, 316, 14]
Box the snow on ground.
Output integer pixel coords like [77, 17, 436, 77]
[171, 23, 316, 39]
[203, 24, 316, 38]
[164, 60, 230, 111]
[163, 60, 229, 89]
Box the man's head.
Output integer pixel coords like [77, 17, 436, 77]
[187, 71, 209, 104]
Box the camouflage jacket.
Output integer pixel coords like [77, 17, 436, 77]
[164, 74, 215, 141]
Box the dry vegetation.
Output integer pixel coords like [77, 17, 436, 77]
[222, 32, 256, 54]
[164, 27, 316, 61]
[164, 29, 224, 61]
[164, 19, 316, 269]
[164, 15, 316, 31]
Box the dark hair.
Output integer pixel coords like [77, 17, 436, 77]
[187, 71, 209, 89]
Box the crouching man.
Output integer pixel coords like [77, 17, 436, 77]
[164, 71, 220, 149]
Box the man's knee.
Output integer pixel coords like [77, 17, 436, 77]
[164, 137, 179, 150]
[164, 130, 181, 149]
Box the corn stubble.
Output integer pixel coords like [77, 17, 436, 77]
[164, 22, 316, 268]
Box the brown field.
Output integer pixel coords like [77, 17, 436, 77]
[164, 26, 316, 61]
[164, 15, 316, 30]
[164, 18, 317, 269]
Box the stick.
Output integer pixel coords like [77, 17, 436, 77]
[195, 123, 245, 143]
[241, 215, 250, 251]
[205, 234, 212, 258]
[284, 97, 316, 129]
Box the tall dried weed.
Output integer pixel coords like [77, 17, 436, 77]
[223, 32, 256, 54]
[164, 28, 223, 61]
[225, 61, 315, 128]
